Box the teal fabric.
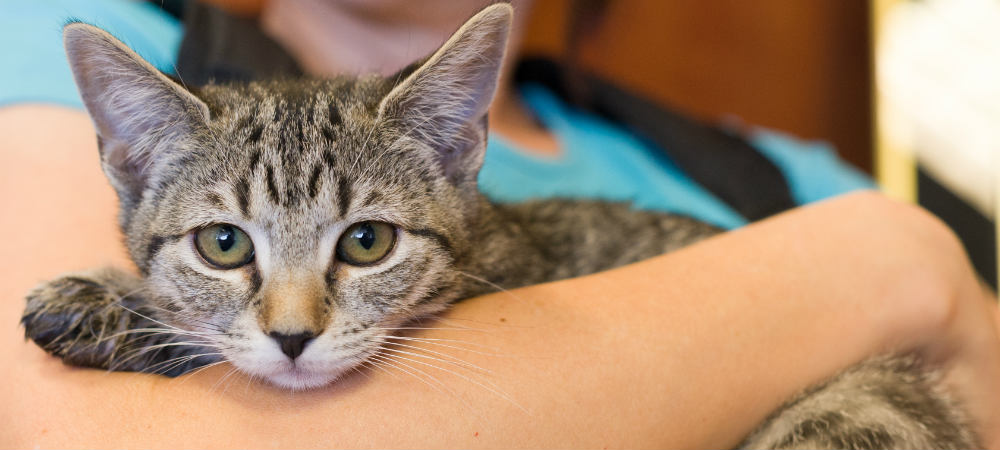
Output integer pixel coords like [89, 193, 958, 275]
[749, 130, 874, 205]
[0, 0, 182, 108]
[479, 85, 748, 229]
[479, 85, 874, 229]
[0, 1, 873, 229]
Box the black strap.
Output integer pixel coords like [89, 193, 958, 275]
[515, 59, 796, 221]
[174, 2, 303, 86]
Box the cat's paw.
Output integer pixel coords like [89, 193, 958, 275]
[22, 268, 141, 368]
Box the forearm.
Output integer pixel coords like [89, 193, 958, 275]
[0, 204, 983, 448]
[2, 106, 996, 448]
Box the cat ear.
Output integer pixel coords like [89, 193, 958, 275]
[64, 23, 210, 206]
[377, 4, 512, 184]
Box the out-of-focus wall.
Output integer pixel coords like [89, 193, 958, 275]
[522, 0, 873, 172]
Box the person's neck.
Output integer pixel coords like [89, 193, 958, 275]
[489, 85, 561, 158]
[262, 0, 559, 157]
[262, 0, 462, 76]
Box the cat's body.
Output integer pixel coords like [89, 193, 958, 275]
[21, 5, 978, 448]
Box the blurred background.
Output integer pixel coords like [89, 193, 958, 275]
[13, 0, 1000, 286]
[525, 0, 874, 173]
[198, 0, 874, 171]
[535, 0, 1000, 289]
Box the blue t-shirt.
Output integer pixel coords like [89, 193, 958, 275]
[0, 0, 182, 108]
[0, 0, 873, 229]
[480, 85, 872, 228]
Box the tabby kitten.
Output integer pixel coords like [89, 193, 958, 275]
[22, 5, 976, 448]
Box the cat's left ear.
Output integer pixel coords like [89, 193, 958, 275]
[377, 4, 512, 185]
[64, 23, 210, 209]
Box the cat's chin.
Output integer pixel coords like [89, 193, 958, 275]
[262, 365, 340, 390]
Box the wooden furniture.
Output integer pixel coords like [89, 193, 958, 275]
[522, 0, 874, 173]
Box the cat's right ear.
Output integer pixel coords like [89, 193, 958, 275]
[64, 23, 209, 207]
[377, 4, 512, 186]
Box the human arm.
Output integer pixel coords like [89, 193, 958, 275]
[1, 105, 997, 448]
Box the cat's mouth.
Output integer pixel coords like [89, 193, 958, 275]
[231, 343, 366, 390]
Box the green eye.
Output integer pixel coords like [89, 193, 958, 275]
[336, 222, 396, 266]
[194, 224, 255, 269]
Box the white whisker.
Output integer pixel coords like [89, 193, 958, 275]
[368, 353, 459, 401]
[374, 351, 526, 414]
[372, 326, 491, 333]
[210, 366, 242, 394]
[377, 341, 494, 375]
[378, 334, 501, 352]
[175, 359, 230, 383]
[455, 271, 527, 303]
[143, 351, 224, 375]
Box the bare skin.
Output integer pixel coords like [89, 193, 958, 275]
[1, 105, 999, 448]
[262, 0, 563, 156]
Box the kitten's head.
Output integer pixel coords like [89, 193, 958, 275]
[64, 4, 511, 389]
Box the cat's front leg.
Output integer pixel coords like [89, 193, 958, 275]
[22, 267, 213, 375]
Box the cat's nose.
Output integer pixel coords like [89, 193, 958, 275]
[270, 332, 315, 360]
